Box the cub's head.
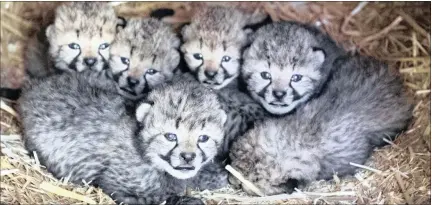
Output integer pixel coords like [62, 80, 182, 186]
[46, 2, 124, 72]
[242, 22, 343, 115]
[135, 76, 227, 179]
[181, 6, 266, 89]
[109, 18, 180, 100]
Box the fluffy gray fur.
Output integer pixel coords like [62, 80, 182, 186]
[109, 18, 181, 100]
[242, 21, 345, 115]
[181, 6, 267, 90]
[18, 71, 228, 204]
[229, 55, 413, 195]
[45, 2, 121, 73]
[216, 79, 268, 160]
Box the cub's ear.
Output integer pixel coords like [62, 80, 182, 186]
[312, 47, 326, 65]
[116, 16, 127, 32]
[46, 24, 55, 39]
[136, 100, 154, 122]
[181, 24, 194, 42]
[244, 28, 255, 45]
[219, 109, 227, 126]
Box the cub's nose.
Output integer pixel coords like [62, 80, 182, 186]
[84, 57, 97, 66]
[127, 76, 139, 87]
[273, 90, 287, 100]
[180, 152, 196, 163]
[204, 70, 217, 79]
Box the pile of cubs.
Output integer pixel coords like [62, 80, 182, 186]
[15, 2, 412, 205]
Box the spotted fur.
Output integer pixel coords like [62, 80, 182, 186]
[45, 2, 121, 73]
[108, 18, 181, 100]
[230, 55, 413, 195]
[18, 71, 228, 204]
[216, 79, 268, 160]
[242, 21, 345, 115]
[181, 6, 267, 89]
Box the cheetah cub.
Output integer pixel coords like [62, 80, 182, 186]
[242, 21, 345, 115]
[181, 6, 269, 160]
[109, 18, 180, 100]
[45, 2, 123, 73]
[229, 56, 413, 195]
[181, 6, 267, 89]
[18, 72, 228, 204]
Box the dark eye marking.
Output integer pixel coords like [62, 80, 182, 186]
[146, 69, 158, 75]
[260, 71, 271, 80]
[99, 43, 110, 50]
[222, 56, 231, 62]
[198, 135, 209, 143]
[164, 133, 177, 142]
[68, 43, 80, 50]
[120, 57, 130, 65]
[291, 74, 303, 82]
[193, 53, 203, 60]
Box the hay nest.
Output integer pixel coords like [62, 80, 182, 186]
[1, 2, 430, 204]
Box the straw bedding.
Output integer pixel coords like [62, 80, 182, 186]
[0, 2, 430, 204]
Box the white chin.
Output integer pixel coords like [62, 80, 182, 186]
[166, 168, 199, 179]
[258, 94, 312, 115]
[261, 102, 294, 115]
[251, 94, 294, 115]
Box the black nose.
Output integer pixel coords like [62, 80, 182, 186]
[273, 90, 287, 99]
[180, 152, 196, 163]
[204, 70, 217, 79]
[84, 57, 97, 66]
[127, 76, 139, 87]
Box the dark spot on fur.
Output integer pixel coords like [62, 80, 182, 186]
[175, 117, 181, 129]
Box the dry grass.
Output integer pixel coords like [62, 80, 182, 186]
[1, 2, 430, 204]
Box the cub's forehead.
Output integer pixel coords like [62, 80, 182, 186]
[112, 19, 177, 55]
[54, 2, 117, 34]
[148, 81, 223, 123]
[192, 7, 242, 31]
[185, 7, 245, 46]
[248, 23, 321, 64]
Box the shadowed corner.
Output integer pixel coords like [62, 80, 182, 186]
[150, 8, 175, 20]
[0, 87, 22, 101]
[279, 178, 303, 194]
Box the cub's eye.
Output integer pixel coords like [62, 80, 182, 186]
[120, 57, 130, 65]
[222, 56, 231, 62]
[146, 69, 158, 75]
[291, 74, 303, 82]
[68, 43, 80, 50]
[99, 43, 110, 50]
[193, 53, 203, 60]
[260, 71, 271, 80]
[164, 133, 177, 142]
[198, 135, 209, 143]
